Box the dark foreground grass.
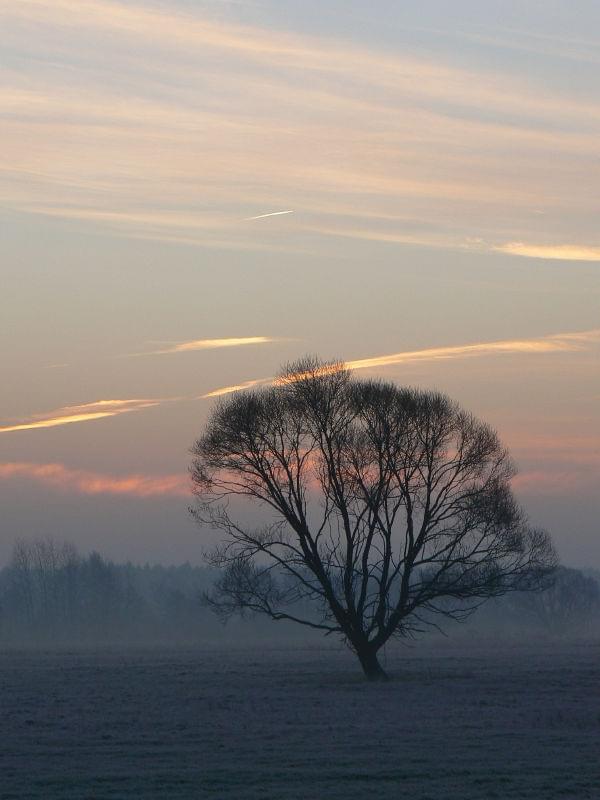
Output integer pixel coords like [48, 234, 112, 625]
[1, 641, 599, 799]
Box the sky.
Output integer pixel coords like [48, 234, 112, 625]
[1, 0, 599, 567]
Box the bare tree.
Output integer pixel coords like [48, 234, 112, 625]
[9, 540, 36, 627]
[190, 358, 556, 680]
[5, 538, 81, 637]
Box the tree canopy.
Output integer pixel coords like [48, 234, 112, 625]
[191, 358, 556, 679]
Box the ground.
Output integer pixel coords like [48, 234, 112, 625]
[1, 640, 599, 798]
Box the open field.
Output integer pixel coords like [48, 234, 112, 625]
[1, 641, 599, 799]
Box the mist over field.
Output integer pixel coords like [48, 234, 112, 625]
[1, 540, 599, 649]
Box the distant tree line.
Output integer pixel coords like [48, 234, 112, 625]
[480, 565, 600, 636]
[0, 539, 598, 646]
[407, 565, 600, 639]
[0, 538, 220, 645]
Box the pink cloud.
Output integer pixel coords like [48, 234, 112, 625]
[0, 462, 189, 498]
[512, 468, 600, 495]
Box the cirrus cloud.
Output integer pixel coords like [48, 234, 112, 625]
[200, 328, 600, 399]
[3, 0, 600, 259]
[0, 398, 163, 434]
[494, 242, 600, 261]
[125, 336, 278, 358]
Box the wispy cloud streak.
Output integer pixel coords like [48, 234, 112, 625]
[3, 0, 600, 256]
[0, 462, 189, 497]
[0, 399, 161, 434]
[127, 336, 276, 357]
[201, 378, 269, 399]
[345, 330, 600, 372]
[494, 243, 600, 261]
[200, 329, 600, 399]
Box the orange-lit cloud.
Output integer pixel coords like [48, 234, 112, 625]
[494, 243, 600, 261]
[345, 330, 600, 372]
[128, 336, 276, 357]
[200, 329, 600, 399]
[0, 399, 161, 434]
[201, 378, 270, 399]
[0, 462, 188, 497]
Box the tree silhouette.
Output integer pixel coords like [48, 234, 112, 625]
[191, 358, 556, 680]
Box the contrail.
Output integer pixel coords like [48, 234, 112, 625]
[244, 210, 295, 221]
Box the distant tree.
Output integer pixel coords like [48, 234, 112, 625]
[4, 538, 80, 637]
[8, 540, 36, 627]
[510, 566, 600, 632]
[80, 552, 126, 639]
[191, 357, 557, 680]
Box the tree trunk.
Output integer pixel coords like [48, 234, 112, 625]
[356, 645, 389, 681]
